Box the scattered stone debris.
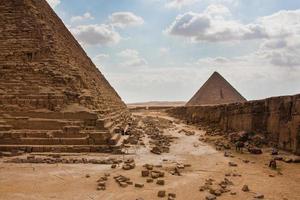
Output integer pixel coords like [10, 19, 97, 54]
[156, 179, 165, 185]
[242, 185, 250, 192]
[97, 174, 110, 191]
[281, 156, 300, 163]
[179, 129, 195, 136]
[168, 193, 176, 199]
[200, 177, 233, 199]
[158, 190, 166, 198]
[254, 194, 265, 199]
[224, 151, 234, 158]
[6, 156, 122, 165]
[122, 158, 135, 170]
[205, 194, 217, 200]
[228, 162, 238, 167]
[134, 183, 144, 188]
[111, 164, 117, 168]
[141, 117, 175, 155]
[151, 171, 165, 179]
[147, 178, 154, 183]
[114, 175, 132, 188]
[141, 170, 150, 177]
[248, 147, 263, 154]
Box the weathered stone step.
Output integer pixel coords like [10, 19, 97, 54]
[5, 111, 98, 121]
[0, 145, 119, 153]
[0, 130, 109, 139]
[0, 137, 109, 145]
[0, 125, 12, 131]
[3, 118, 84, 130]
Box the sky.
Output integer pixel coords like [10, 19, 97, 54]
[47, 0, 300, 103]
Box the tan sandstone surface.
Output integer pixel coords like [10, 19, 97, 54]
[0, 110, 299, 200]
[0, 0, 130, 153]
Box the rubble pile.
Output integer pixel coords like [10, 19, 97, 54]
[178, 129, 195, 136]
[200, 177, 233, 199]
[97, 173, 110, 191]
[141, 164, 165, 181]
[122, 158, 136, 170]
[114, 175, 133, 188]
[141, 117, 175, 155]
[6, 155, 122, 165]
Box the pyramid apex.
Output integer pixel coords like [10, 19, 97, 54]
[211, 71, 222, 77]
[186, 71, 246, 106]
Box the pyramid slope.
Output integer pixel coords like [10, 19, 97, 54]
[0, 0, 129, 152]
[186, 72, 246, 106]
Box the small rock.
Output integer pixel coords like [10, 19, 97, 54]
[248, 147, 262, 154]
[158, 190, 166, 198]
[151, 171, 161, 179]
[254, 194, 264, 199]
[97, 186, 105, 190]
[135, 183, 144, 188]
[119, 182, 128, 188]
[141, 170, 149, 177]
[147, 178, 154, 183]
[168, 193, 176, 198]
[242, 185, 250, 192]
[229, 162, 238, 167]
[111, 164, 117, 168]
[205, 194, 217, 200]
[156, 179, 165, 185]
[98, 182, 106, 187]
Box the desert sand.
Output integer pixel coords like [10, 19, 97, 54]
[0, 110, 299, 200]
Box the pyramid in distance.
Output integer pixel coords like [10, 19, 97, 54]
[186, 72, 247, 106]
[0, 0, 130, 153]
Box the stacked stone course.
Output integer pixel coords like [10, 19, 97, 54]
[0, 0, 130, 153]
[169, 94, 300, 155]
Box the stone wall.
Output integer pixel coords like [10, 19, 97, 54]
[168, 94, 300, 155]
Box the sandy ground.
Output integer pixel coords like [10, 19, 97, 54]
[0, 110, 299, 200]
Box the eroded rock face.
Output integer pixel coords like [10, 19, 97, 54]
[0, 0, 130, 153]
[169, 94, 300, 155]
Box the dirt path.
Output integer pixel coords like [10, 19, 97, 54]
[0, 110, 299, 200]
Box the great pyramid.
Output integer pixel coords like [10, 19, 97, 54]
[186, 72, 246, 106]
[0, 0, 130, 153]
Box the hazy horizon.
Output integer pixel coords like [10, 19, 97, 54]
[47, 0, 300, 103]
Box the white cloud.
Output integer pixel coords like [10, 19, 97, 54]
[46, 0, 61, 8]
[94, 54, 110, 61]
[71, 24, 121, 46]
[69, 11, 143, 45]
[165, 0, 198, 9]
[117, 49, 148, 67]
[109, 12, 144, 28]
[165, 4, 268, 42]
[71, 12, 94, 23]
[159, 47, 170, 55]
[165, 0, 239, 9]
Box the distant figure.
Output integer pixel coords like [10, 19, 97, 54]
[271, 147, 279, 155]
[269, 159, 277, 169]
[235, 141, 245, 153]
